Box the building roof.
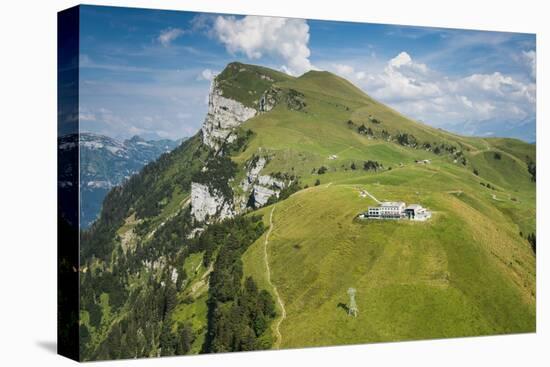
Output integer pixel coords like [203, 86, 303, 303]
[380, 201, 405, 207]
[406, 204, 423, 210]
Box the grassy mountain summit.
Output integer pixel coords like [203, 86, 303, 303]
[79, 61, 535, 360]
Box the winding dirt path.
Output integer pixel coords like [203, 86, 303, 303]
[264, 206, 286, 349]
[362, 188, 380, 204]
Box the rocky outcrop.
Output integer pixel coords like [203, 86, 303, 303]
[192, 79, 259, 222]
[258, 175, 285, 189]
[170, 267, 179, 283]
[186, 227, 205, 239]
[252, 184, 278, 208]
[259, 87, 306, 113]
[190, 182, 235, 223]
[259, 87, 281, 112]
[241, 156, 267, 192]
[193, 69, 291, 219]
[238, 155, 290, 209]
[201, 80, 257, 151]
[250, 175, 287, 208]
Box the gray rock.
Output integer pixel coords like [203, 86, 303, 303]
[201, 80, 257, 150]
[252, 184, 278, 208]
[241, 156, 267, 192]
[258, 175, 285, 189]
[190, 182, 235, 223]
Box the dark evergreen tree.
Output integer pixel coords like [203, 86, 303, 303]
[176, 323, 195, 355]
[159, 321, 177, 356]
[528, 233, 536, 254]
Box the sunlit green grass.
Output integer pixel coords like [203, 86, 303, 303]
[243, 178, 535, 348]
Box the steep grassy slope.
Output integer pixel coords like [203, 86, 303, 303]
[243, 178, 535, 348]
[234, 64, 536, 348]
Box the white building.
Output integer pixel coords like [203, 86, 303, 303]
[363, 202, 431, 221]
[367, 207, 380, 217]
[367, 201, 406, 219]
[404, 204, 432, 221]
[416, 159, 431, 164]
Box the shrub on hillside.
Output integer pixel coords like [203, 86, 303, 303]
[363, 160, 382, 171]
[526, 157, 536, 182]
[527, 233, 536, 254]
[357, 124, 373, 136]
[396, 133, 417, 147]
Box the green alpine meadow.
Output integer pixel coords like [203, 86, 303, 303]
[78, 61, 536, 360]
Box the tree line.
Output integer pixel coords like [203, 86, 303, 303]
[203, 215, 276, 352]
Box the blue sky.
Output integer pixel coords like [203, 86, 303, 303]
[78, 5, 536, 142]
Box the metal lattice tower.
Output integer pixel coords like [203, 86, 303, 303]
[347, 288, 358, 317]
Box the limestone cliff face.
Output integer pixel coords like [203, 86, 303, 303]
[257, 174, 285, 189]
[251, 185, 278, 208]
[190, 182, 235, 223]
[239, 157, 287, 209]
[251, 174, 286, 208]
[191, 78, 258, 223]
[191, 68, 286, 222]
[241, 156, 267, 192]
[201, 80, 257, 151]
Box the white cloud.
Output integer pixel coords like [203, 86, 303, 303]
[326, 51, 536, 134]
[455, 72, 535, 104]
[522, 50, 536, 80]
[157, 28, 185, 47]
[388, 52, 428, 74]
[333, 63, 355, 75]
[78, 107, 96, 122]
[190, 14, 214, 32]
[331, 63, 368, 82]
[388, 51, 412, 68]
[80, 54, 156, 73]
[378, 52, 440, 101]
[196, 68, 217, 81]
[212, 15, 313, 76]
[79, 71, 211, 140]
[460, 95, 473, 109]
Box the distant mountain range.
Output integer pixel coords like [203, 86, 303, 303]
[58, 132, 182, 228]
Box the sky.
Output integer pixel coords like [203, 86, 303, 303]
[78, 5, 536, 142]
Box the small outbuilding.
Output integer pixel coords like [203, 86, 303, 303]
[404, 204, 432, 221]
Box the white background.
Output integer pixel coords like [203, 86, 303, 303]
[0, 0, 547, 365]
